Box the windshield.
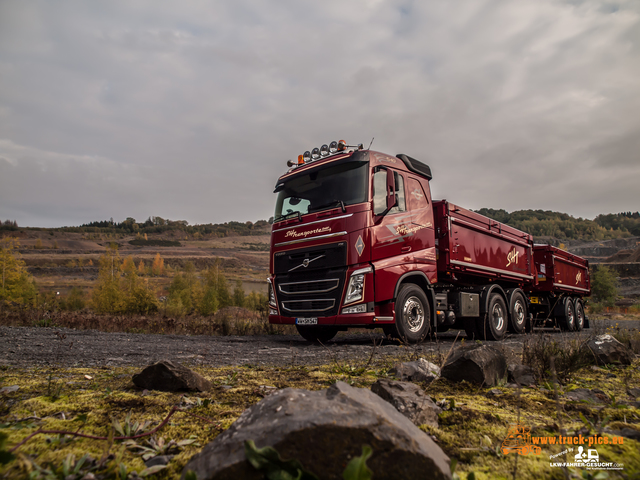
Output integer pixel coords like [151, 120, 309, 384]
[274, 161, 368, 221]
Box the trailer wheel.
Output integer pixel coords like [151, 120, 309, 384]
[558, 297, 576, 331]
[573, 298, 585, 331]
[296, 325, 338, 343]
[508, 291, 527, 334]
[394, 284, 431, 343]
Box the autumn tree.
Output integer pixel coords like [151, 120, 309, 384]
[0, 237, 37, 308]
[92, 245, 125, 314]
[151, 253, 165, 276]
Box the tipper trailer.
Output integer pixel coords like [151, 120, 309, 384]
[268, 141, 590, 343]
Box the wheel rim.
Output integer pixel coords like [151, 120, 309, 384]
[492, 302, 505, 331]
[567, 303, 575, 327]
[576, 303, 584, 328]
[403, 296, 424, 333]
[513, 300, 525, 327]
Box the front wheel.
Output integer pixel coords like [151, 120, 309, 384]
[393, 284, 431, 344]
[296, 325, 338, 343]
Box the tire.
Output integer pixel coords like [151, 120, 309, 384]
[471, 292, 508, 341]
[393, 284, 431, 344]
[508, 291, 527, 334]
[558, 297, 576, 331]
[573, 298, 585, 331]
[296, 325, 338, 343]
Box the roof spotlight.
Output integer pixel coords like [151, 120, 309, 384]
[329, 141, 338, 153]
[287, 159, 296, 167]
[320, 144, 329, 157]
[311, 147, 320, 160]
[303, 151, 311, 163]
[337, 140, 347, 151]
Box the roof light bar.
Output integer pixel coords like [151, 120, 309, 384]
[287, 139, 362, 168]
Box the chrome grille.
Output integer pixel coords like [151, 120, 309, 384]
[278, 279, 339, 295]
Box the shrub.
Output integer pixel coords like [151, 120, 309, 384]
[61, 287, 86, 311]
[522, 334, 591, 384]
[0, 237, 37, 308]
[590, 265, 618, 307]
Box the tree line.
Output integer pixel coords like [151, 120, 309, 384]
[476, 209, 640, 241]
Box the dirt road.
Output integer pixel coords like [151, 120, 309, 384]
[2, 317, 637, 369]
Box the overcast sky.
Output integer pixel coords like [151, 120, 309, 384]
[1, 1, 639, 228]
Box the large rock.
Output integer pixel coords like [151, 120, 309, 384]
[371, 379, 442, 427]
[132, 360, 211, 392]
[583, 335, 633, 366]
[182, 381, 451, 480]
[390, 358, 440, 383]
[441, 344, 507, 387]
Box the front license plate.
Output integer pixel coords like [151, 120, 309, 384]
[296, 317, 318, 325]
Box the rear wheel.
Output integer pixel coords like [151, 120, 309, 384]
[465, 292, 508, 341]
[296, 325, 338, 343]
[558, 297, 576, 331]
[508, 291, 527, 334]
[573, 298, 585, 331]
[393, 284, 431, 344]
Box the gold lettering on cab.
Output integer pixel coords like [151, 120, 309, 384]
[285, 226, 331, 238]
[506, 248, 519, 268]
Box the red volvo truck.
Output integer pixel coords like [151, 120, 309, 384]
[268, 141, 590, 343]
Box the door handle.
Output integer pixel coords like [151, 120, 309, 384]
[401, 246, 412, 253]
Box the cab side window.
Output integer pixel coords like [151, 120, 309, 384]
[389, 172, 406, 215]
[372, 169, 387, 216]
[373, 169, 406, 216]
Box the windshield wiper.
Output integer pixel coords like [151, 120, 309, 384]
[310, 200, 346, 214]
[274, 211, 303, 223]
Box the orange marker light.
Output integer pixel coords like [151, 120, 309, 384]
[297, 155, 304, 165]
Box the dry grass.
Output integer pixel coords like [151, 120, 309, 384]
[0, 307, 295, 336]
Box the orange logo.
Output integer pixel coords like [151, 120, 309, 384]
[502, 424, 542, 456]
[506, 248, 519, 268]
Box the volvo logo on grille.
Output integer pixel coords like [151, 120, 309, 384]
[289, 254, 325, 272]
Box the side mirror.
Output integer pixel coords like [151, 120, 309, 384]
[386, 169, 397, 210]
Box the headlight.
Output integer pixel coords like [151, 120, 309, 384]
[268, 280, 276, 307]
[344, 266, 372, 305]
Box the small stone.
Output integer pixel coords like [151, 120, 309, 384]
[566, 388, 606, 404]
[582, 335, 633, 366]
[0, 385, 19, 394]
[441, 344, 508, 387]
[371, 379, 441, 427]
[145, 455, 173, 468]
[489, 389, 502, 396]
[132, 360, 211, 392]
[390, 358, 440, 383]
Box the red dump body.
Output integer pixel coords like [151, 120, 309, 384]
[530, 245, 590, 295]
[433, 200, 534, 287]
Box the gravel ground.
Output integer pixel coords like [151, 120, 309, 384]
[2, 316, 638, 369]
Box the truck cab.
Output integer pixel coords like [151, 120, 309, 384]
[268, 141, 437, 342]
